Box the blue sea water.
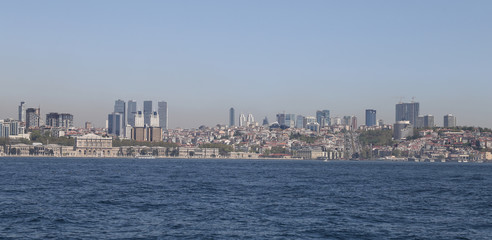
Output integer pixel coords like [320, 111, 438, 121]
[0, 158, 491, 239]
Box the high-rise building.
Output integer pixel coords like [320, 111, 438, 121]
[262, 117, 269, 126]
[351, 116, 358, 130]
[393, 121, 413, 140]
[108, 112, 123, 137]
[114, 100, 126, 128]
[395, 102, 419, 125]
[365, 109, 377, 127]
[247, 114, 255, 126]
[296, 115, 305, 128]
[423, 115, 434, 128]
[229, 108, 235, 127]
[150, 111, 159, 127]
[45, 113, 73, 128]
[239, 113, 246, 127]
[276, 113, 296, 128]
[143, 100, 153, 126]
[158, 101, 168, 130]
[444, 114, 457, 128]
[305, 116, 316, 127]
[134, 111, 144, 127]
[18, 101, 26, 122]
[316, 110, 330, 127]
[26, 108, 40, 129]
[85, 122, 92, 129]
[127, 100, 137, 127]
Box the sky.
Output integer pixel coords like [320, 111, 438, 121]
[1, 1, 491, 128]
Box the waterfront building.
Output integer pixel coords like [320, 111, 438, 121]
[108, 112, 123, 137]
[18, 101, 26, 122]
[276, 113, 296, 128]
[393, 121, 413, 140]
[444, 114, 457, 128]
[395, 102, 419, 125]
[74, 134, 113, 157]
[316, 110, 330, 127]
[158, 101, 168, 130]
[26, 108, 40, 129]
[127, 100, 137, 127]
[365, 109, 377, 127]
[229, 108, 235, 127]
[143, 100, 153, 126]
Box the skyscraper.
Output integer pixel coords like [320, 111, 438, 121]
[247, 113, 255, 126]
[276, 113, 296, 128]
[127, 100, 137, 127]
[26, 108, 40, 129]
[316, 110, 330, 127]
[395, 102, 419, 125]
[229, 108, 235, 127]
[365, 109, 377, 127]
[158, 101, 168, 130]
[143, 100, 152, 126]
[108, 112, 123, 137]
[262, 117, 269, 126]
[18, 101, 26, 122]
[150, 111, 160, 127]
[444, 114, 456, 128]
[114, 100, 126, 128]
[239, 113, 246, 127]
[423, 115, 434, 128]
[296, 115, 305, 128]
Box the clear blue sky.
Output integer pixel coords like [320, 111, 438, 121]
[1, 1, 491, 128]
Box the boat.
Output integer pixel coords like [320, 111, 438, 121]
[135, 154, 156, 159]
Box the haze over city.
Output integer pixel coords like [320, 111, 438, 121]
[1, 1, 491, 128]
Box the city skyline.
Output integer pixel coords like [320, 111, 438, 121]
[1, 1, 491, 128]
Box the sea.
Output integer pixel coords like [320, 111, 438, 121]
[0, 158, 491, 239]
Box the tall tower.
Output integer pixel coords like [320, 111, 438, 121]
[158, 101, 168, 130]
[18, 101, 26, 122]
[229, 108, 235, 127]
[239, 113, 246, 127]
[26, 108, 40, 129]
[316, 110, 330, 127]
[444, 114, 456, 128]
[150, 111, 160, 127]
[114, 100, 126, 128]
[108, 112, 123, 137]
[395, 102, 419, 125]
[423, 115, 434, 128]
[127, 100, 137, 127]
[365, 109, 377, 127]
[143, 100, 153, 126]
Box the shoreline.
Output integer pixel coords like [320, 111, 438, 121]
[0, 155, 489, 163]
